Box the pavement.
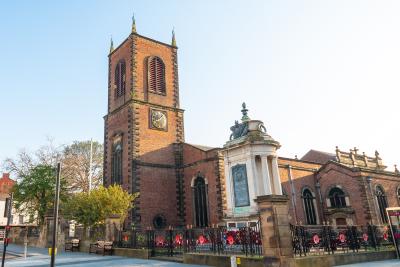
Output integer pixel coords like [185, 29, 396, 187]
[2, 244, 400, 267]
[336, 260, 400, 267]
[0, 244, 210, 267]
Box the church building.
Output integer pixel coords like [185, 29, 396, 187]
[103, 18, 224, 229]
[104, 18, 400, 230]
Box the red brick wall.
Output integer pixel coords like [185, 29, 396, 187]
[182, 144, 222, 227]
[104, 33, 184, 229]
[109, 38, 132, 112]
[0, 173, 14, 195]
[135, 104, 178, 165]
[278, 158, 320, 224]
[134, 36, 176, 107]
[277, 157, 400, 226]
[316, 164, 366, 224]
[137, 166, 178, 228]
[104, 105, 130, 192]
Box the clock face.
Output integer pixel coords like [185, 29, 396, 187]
[150, 109, 167, 130]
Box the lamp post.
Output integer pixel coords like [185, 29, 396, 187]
[50, 163, 61, 267]
[1, 193, 13, 267]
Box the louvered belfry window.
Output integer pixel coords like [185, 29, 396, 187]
[148, 56, 166, 94]
[114, 60, 126, 98]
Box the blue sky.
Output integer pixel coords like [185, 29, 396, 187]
[1, 1, 400, 170]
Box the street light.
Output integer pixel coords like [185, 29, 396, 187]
[50, 163, 61, 267]
[1, 193, 13, 267]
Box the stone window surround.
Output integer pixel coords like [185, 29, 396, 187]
[324, 184, 350, 208]
[300, 186, 320, 225]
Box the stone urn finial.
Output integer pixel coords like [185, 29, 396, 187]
[241, 102, 250, 122]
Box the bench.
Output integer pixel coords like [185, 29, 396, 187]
[65, 238, 80, 252]
[89, 240, 113, 256]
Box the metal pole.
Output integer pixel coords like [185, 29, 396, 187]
[1, 193, 13, 267]
[50, 163, 61, 267]
[89, 139, 93, 192]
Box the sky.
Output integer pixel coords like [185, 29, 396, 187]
[1, 0, 400, 171]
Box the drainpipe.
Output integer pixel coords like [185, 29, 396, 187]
[315, 179, 325, 224]
[287, 165, 298, 224]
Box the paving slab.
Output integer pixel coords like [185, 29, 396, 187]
[0, 244, 209, 267]
[335, 259, 400, 267]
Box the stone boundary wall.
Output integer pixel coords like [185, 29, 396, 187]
[183, 250, 397, 267]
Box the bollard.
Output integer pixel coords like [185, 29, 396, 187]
[230, 256, 237, 267]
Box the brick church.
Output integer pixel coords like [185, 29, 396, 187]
[104, 18, 400, 230]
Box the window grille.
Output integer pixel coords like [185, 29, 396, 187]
[376, 186, 388, 223]
[114, 60, 126, 98]
[193, 177, 208, 227]
[148, 57, 166, 94]
[302, 189, 317, 225]
[111, 139, 123, 185]
[329, 187, 346, 208]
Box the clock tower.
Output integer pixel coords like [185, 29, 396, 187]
[103, 18, 184, 229]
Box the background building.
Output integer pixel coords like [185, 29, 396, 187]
[0, 173, 32, 226]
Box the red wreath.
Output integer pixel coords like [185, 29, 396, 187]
[175, 234, 182, 245]
[227, 235, 235, 245]
[383, 232, 388, 241]
[339, 233, 346, 243]
[198, 235, 206, 245]
[313, 234, 320, 244]
[155, 236, 165, 246]
[362, 233, 368, 241]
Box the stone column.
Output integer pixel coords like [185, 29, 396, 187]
[256, 195, 293, 267]
[271, 157, 282, 195]
[261, 156, 272, 195]
[105, 215, 121, 242]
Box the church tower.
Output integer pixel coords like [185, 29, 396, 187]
[103, 17, 184, 229]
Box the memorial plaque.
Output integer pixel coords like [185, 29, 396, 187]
[232, 164, 250, 207]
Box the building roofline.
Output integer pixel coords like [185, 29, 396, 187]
[316, 160, 400, 178]
[183, 142, 221, 152]
[108, 32, 177, 57]
[278, 156, 323, 166]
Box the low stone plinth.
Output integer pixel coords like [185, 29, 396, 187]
[183, 250, 397, 267]
[292, 250, 397, 267]
[113, 248, 151, 259]
[183, 253, 264, 267]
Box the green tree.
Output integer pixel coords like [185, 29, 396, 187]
[12, 164, 67, 225]
[64, 185, 137, 228]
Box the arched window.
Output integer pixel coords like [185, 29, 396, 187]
[302, 189, 317, 225]
[397, 187, 400, 205]
[193, 176, 209, 227]
[111, 137, 123, 185]
[148, 56, 166, 94]
[114, 60, 126, 98]
[376, 185, 388, 223]
[329, 187, 346, 208]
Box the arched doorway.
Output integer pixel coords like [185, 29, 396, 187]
[193, 176, 209, 227]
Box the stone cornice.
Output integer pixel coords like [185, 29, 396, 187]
[108, 33, 177, 57]
[104, 99, 185, 119]
[255, 194, 289, 203]
[278, 164, 318, 172]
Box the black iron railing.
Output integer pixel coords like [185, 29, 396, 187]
[115, 222, 263, 257]
[290, 223, 393, 257]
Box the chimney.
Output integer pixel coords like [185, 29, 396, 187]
[2, 173, 9, 179]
